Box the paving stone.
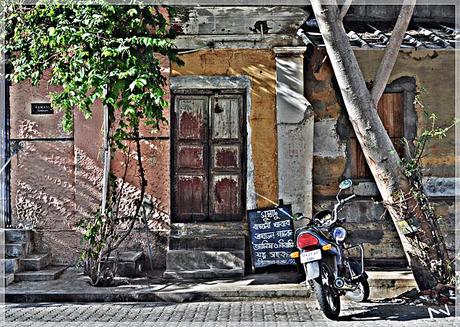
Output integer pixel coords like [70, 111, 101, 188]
[163, 268, 245, 280]
[4, 301, 456, 325]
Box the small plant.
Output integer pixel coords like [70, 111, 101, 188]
[390, 85, 458, 286]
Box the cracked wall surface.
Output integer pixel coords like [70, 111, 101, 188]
[9, 57, 172, 268]
[305, 48, 455, 263]
[8, 45, 455, 269]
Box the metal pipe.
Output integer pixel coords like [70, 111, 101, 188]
[0, 52, 8, 227]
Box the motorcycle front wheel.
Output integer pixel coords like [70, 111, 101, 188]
[312, 262, 341, 320]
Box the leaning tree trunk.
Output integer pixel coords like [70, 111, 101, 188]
[310, 1, 450, 290]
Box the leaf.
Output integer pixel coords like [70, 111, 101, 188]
[48, 26, 56, 36]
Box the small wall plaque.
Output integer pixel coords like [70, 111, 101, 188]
[31, 103, 54, 115]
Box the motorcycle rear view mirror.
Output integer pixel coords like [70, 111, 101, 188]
[292, 213, 305, 221]
[339, 179, 353, 190]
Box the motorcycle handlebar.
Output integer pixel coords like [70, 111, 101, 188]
[341, 194, 356, 204]
[331, 193, 357, 225]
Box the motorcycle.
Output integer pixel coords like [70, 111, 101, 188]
[290, 179, 369, 320]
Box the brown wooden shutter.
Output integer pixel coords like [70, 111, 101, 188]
[351, 92, 404, 179]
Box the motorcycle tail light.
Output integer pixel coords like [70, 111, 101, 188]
[297, 233, 319, 249]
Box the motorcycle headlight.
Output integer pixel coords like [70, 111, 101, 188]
[332, 227, 347, 242]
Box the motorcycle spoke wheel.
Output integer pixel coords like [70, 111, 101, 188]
[313, 262, 341, 320]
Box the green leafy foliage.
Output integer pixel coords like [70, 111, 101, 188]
[400, 86, 458, 179]
[3, 0, 183, 144]
[3, 0, 183, 286]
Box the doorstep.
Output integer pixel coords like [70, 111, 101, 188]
[5, 267, 416, 303]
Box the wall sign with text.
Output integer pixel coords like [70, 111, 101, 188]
[247, 205, 296, 269]
[31, 103, 54, 115]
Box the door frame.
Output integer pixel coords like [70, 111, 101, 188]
[170, 88, 247, 223]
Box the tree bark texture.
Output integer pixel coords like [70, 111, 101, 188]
[371, 0, 416, 105]
[310, 0, 450, 290]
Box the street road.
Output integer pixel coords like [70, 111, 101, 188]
[4, 300, 456, 326]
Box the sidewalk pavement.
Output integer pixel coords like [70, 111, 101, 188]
[6, 300, 456, 326]
[4, 267, 417, 303]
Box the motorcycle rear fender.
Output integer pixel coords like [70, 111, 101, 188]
[305, 261, 320, 280]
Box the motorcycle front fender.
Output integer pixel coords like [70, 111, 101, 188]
[305, 261, 320, 280]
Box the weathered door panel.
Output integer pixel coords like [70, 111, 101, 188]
[209, 95, 244, 221]
[213, 145, 240, 170]
[177, 145, 204, 169]
[210, 174, 241, 220]
[177, 98, 206, 140]
[176, 175, 208, 221]
[174, 96, 208, 222]
[211, 97, 240, 140]
[351, 92, 405, 179]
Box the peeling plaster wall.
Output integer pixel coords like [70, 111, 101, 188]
[9, 70, 78, 263]
[355, 50, 456, 178]
[9, 57, 172, 268]
[306, 48, 455, 263]
[171, 49, 278, 208]
[8, 42, 455, 268]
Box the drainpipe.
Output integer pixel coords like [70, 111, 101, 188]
[101, 87, 110, 215]
[0, 52, 9, 228]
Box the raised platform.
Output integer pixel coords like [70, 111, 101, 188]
[5, 267, 417, 303]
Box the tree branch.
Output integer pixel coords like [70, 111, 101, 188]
[371, 0, 416, 105]
[339, 0, 353, 21]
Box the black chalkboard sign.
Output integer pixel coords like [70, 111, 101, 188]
[247, 205, 296, 269]
[31, 103, 53, 115]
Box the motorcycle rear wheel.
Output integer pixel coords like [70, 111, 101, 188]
[313, 262, 341, 320]
[345, 279, 370, 302]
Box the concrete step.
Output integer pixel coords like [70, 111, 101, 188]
[163, 268, 245, 280]
[14, 265, 68, 282]
[367, 270, 417, 299]
[166, 250, 245, 270]
[19, 253, 51, 271]
[1, 258, 20, 274]
[2, 243, 32, 258]
[171, 223, 246, 238]
[2, 273, 15, 286]
[105, 251, 144, 278]
[2, 228, 33, 244]
[169, 235, 245, 251]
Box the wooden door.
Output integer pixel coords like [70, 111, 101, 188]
[173, 93, 244, 223]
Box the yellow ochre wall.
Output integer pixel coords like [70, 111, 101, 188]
[171, 49, 278, 208]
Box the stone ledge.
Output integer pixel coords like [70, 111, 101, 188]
[352, 178, 457, 198]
